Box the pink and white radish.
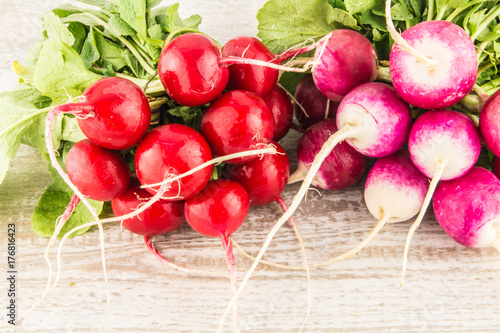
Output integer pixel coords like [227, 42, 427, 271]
[433, 167, 500, 250]
[479, 89, 500, 156]
[221, 36, 279, 98]
[312, 29, 378, 102]
[386, 0, 477, 109]
[200, 89, 275, 164]
[218, 81, 412, 330]
[288, 119, 366, 191]
[264, 85, 293, 141]
[293, 74, 337, 129]
[402, 110, 482, 283]
[184, 179, 250, 332]
[135, 123, 213, 200]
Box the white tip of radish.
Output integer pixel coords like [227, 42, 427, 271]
[336, 82, 412, 158]
[408, 110, 481, 180]
[364, 151, 429, 222]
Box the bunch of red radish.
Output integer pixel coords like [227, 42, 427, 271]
[44, 0, 500, 328]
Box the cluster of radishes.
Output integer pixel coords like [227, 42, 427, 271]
[43, 0, 500, 328]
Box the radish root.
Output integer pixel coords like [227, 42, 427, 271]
[400, 160, 446, 285]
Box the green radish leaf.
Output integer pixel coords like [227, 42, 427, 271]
[42, 11, 76, 46]
[67, 22, 87, 53]
[76, 0, 110, 8]
[80, 27, 100, 69]
[166, 3, 184, 32]
[0, 86, 62, 184]
[182, 14, 202, 29]
[257, 0, 359, 54]
[327, 0, 346, 11]
[34, 40, 101, 100]
[108, 13, 137, 36]
[117, 0, 148, 39]
[146, 0, 163, 9]
[344, 0, 377, 15]
[94, 30, 129, 71]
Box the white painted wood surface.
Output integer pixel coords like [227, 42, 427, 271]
[1, 1, 500, 332]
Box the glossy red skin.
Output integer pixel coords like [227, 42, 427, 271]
[158, 33, 229, 107]
[492, 156, 500, 179]
[184, 179, 250, 238]
[223, 142, 289, 206]
[77, 77, 151, 150]
[297, 119, 366, 190]
[135, 124, 213, 200]
[479, 90, 500, 156]
[294, 74, 338, 129]
[221, 36, 279, 98]
[66, 139, 130, 201]
[263, 86, 293, 141]
[111, 179, 185, 236]
[201, 90, 275, 164]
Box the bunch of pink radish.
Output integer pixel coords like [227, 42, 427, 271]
[42, 0, 500, 329]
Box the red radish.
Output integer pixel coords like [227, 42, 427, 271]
[75, 77, 151, 150]
[223, 142, 289, 207]
[288, 119, 366, 191]
[158, 33, 229, 107]
[312, 30, 378, 102]
[221, 36, 279, 98]
[492, 156, 500, 179]
[184, 179, 250, 331]
[479, 90, 500, 156]
[263, 85, 293, 142]
[135, 123, 213, 200]
[111, 179, 185, 236]
[218, 81, 412, 328]
[201, 89, 275, 164]
[402, 110, 482, 283]
[66, 139, 130, 201]
[386, 0, 477, 109]
[293, 74, 337, 129]
[433, 167, 500, 250]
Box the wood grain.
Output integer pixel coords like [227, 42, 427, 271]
[1, 1, 500, 332]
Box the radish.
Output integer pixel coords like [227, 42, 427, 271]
[111, 179, 185, 236]
[135, 123, 213, 200]
[66, 139, 131, 202]
[158, 33, 229, 107]
[433, 167, 500, 250]
[200, 89, 275, 164]
[479, 90, 500, 156]
[293, 74, 337, 129]
[218, 81, 412, 330]
[184, 179, 250, 332]
[263, 85, 293, 142]
[386, 0, 477, 109]
[221, 36, 279, 98]
[401, 110, 482, 283]
[223, 142, 289, 207]
[288, 119, 366, 191]
[311, 30, 378, 102]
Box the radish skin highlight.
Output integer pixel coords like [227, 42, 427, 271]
[217, 82, 412, 331]
[402, 110, 482, 284]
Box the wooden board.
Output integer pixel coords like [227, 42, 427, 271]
[1, 1, 500, 332]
